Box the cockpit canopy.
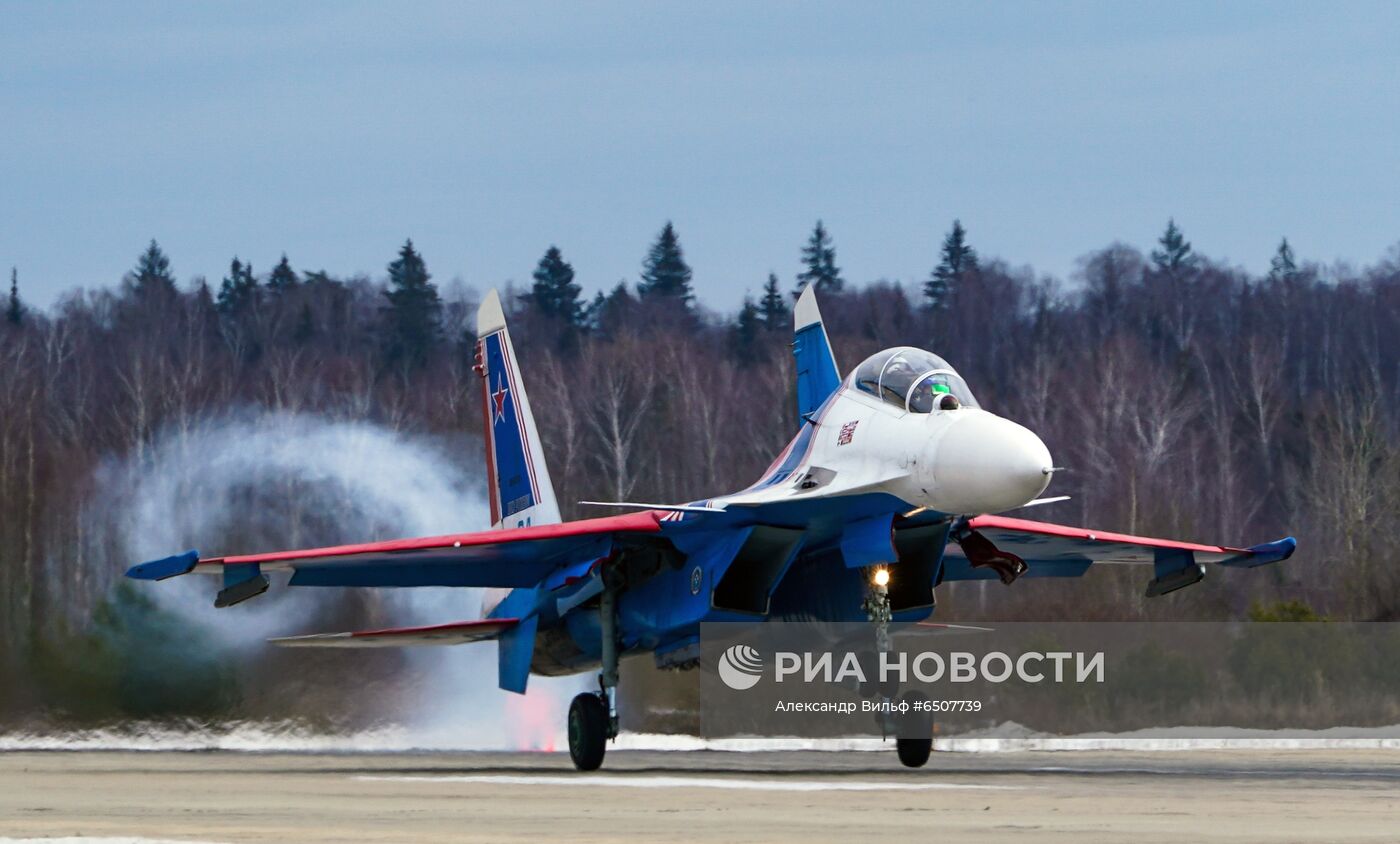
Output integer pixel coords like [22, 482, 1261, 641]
[850, 347, 979, 412]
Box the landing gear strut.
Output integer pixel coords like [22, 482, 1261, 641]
[865, 566, 933, 769]
[861, 567, 893, 655]
[569, 574, 622, 771]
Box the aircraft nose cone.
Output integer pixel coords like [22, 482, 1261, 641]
[926, 411, 1053, 513]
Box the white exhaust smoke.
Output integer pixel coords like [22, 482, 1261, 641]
[85, 409, 582, 751]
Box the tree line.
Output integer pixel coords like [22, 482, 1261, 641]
[2, 217, 1398, 723]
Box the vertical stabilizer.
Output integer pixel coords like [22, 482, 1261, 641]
[792, 285, 841, 426]
[474, 289, 562, 530]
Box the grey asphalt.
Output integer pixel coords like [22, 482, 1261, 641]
[1, 749, 1397, 842]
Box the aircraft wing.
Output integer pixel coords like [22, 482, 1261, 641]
[124, 510, 663, 606]
[941, 514, 1296, 597]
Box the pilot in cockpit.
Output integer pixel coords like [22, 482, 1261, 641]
[852, 347, 978, 413]
[908, 376, 961, 412]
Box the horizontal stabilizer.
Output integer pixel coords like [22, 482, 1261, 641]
[269, 617, 518, 648]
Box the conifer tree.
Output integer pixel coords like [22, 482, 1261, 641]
[732, 297, 762, 366]
[193, 277, 212, 307]
[1268, 238, 1298, 284]
[1151, 218, 1195, 275]
[293, 303, 315, 343]
[267, 254, 300, 294]
[794, 220, 843, 296]
[382, 239, 442, 368]
[586, 283, 640, 337]
[6, 267, 22, 326]
[216, 257, 260, 316]
[759, 272, 788, 330]
[583, 290, 608, 332]
[637, 222, 693, 304]
[191, 278, 218, 329]
[132, 239, 178, 298]
[529, 245, 583, 325]
[925, 219, 978, 310]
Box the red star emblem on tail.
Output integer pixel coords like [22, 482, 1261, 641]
[492, 376, 509, 422]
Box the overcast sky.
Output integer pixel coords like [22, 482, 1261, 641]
[4, 1, 1399, 311]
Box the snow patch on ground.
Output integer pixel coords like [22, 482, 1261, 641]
[4, 722, 1399, 754]
[355, 774, 1010, 791]
[0, 722, 555, 753]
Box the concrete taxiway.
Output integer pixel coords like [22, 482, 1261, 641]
[1, 749, 1398, 843]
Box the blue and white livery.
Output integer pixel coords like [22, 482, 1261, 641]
[475, 289, 560, 531]
[126, 284, 1296, 771]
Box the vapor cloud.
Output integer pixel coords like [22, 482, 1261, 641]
[86, 410, 581, 750]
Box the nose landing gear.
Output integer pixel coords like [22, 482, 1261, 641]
[863, 566, 934, 769]
[896, 735, 933, 768]
[894, 689, 934, 768]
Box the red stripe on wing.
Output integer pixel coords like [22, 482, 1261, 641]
[967, 514, 1244, 555]
[198, 510, 662, 567]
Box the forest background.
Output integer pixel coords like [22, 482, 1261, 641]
[2, 217, 1396, 728]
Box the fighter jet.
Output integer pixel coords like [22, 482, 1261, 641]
[127, 286, 1296, 770]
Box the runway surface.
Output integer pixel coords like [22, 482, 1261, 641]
[2, 748, 1398, 843]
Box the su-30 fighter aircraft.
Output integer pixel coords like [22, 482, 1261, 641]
[129, 286, 1296, 770]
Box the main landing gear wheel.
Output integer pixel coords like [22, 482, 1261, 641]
[895, 690, 933, 768]
[568, 693, 608, 771]
[896, 737, 932, 768]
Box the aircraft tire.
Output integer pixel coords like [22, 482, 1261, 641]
[568, 693, 608, 771]
[896, 737, 932, 768]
